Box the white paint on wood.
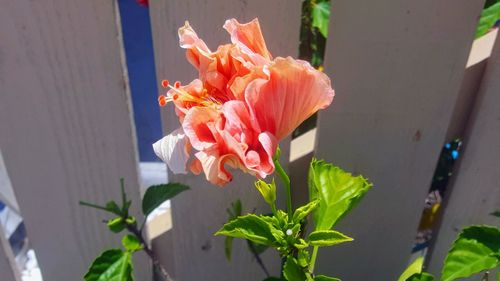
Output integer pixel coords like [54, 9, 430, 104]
[427, 35, 500, 278]
[467, 29, 498, 67]
[0, 1, 150, 280]
[290, 129, 317, 162]
[149, 1, 300, 279]
[446, 30, 498, 140]
[312, 1, 485, 280]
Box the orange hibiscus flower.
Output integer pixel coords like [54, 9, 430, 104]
[153, 18, 334, 186]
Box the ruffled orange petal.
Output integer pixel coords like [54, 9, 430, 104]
[245, 57, 334, 140]
[223, 18, 272, 65]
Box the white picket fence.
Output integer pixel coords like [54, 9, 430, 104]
[0, 0, 498, 280]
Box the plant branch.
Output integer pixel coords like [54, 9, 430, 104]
[248, 241, 271, 277]
[126, 224, 174, 281]
[309, 246, 319, 273]
[273, 157, 293, 219]
[79, 201, 111, 213]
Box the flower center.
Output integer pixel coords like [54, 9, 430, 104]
[158, 80, 221, 109]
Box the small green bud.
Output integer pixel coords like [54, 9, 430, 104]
[254, 179, 276, 206]
[107, 217, 126, 233]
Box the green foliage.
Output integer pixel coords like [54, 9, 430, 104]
[308, 159, 373, 231]
[283, 256, 307, 281]
[84, 249, 133, 281]
[311, 1, 331, 38]
[292, 199, 319, 223]
[107, 217, 127, 233]
[491, 210, 500, 218]
[215, 214, 282, 246]
[398, 256, 425, 281]
[218, 159, 371, 280]
[122, 235, 142, 252]
[142, 183, 189, 216]
[308, 230, 353, 247]
[81, 179, 190, 281]
[441, 225, 500, 281]
[476, 1, 500, 38]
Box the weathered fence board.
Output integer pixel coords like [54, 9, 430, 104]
[445, 29, 498, 141]
[0, 223, 20, 281]
[427, 34, 500, 278]
[0, 1, 149, 280]
[312, 1, 485, 280]
[149, 1, 300, 279]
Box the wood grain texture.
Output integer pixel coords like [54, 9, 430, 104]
[149, 0, 300, 279]
[427, 35, 500, 278]
[0, 1, 150, 280]
[312, 1, 485, 280]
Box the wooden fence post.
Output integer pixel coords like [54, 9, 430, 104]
[0, 1, 149, 280]
[311, 1, 485, 280]
[148, 1, 300, 279]
[0, 224, 21, 281]
[426, 34, 500, 278]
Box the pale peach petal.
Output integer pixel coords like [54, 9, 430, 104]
[182, 107, 220, 151]
[257, 132, 277, 174]
[195, 150, 243, 186]
[221, 100, 260, 137]
[245, 57, 334, 140]
[179, 21, 212, 69]
[152, 127, 189, 174]
[223, 18, 272, 64]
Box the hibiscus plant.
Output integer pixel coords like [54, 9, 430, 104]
[81, 18, 374, 281]
[151, 18, 373, 281]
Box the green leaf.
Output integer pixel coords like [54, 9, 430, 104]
[84, 249, 133, 281]
[215, 214, 281, 246]
[125, 216, 136, 227]
[105, 201, 122, 215]
[476, 2, 500, 38]
[460, 225, 500, 254]
[491, 211, 500, 218]
[122, 235, 142, 252]
[283, 256, 307, 281]
[314, 275, 340, 281]
[308, 230, 353, 247]
[292, 199, 320, 223]
[255, 179, 277, 206]
[142, 183, 189, 216]
[398, 256, 424, 281]
[107, 217, 126, 233]
[294, 238, 309, 250]
[297, 250, 310, 267]
[406, 272, 434, 281]
[441, 225, 500, 281]
[308, 159, 372, 231]
[311, 1, 331, 38]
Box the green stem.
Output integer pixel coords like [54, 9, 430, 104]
[274, 157, 292, 219]
[79, 201, 110, 213]
[309, 246, 319, 273]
